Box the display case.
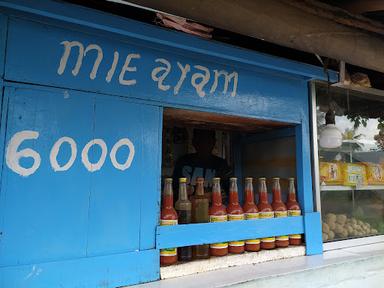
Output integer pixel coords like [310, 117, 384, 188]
[311, 81, 384, 248]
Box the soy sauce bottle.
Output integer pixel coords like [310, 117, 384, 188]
[191, 177, 210, 259]
[175, 177, 192, 261]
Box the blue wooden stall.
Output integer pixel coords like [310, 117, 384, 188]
[0, 1, 337, 287]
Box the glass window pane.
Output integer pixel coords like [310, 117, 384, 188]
[315, 83, 384, 242]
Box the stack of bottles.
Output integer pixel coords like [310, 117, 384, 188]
[160, 177, 302, 266]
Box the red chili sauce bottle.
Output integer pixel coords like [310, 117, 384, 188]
[243, 177, 260, 252]
[271, 177, 289, 248]
[257, 177, 275, 250]
[227, 177, 245, 254]
[160, 178, 178, 266]
[286, 177, 302, 245]
[209, 177, 228, 256]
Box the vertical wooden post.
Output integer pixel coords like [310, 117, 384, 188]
[296, 122, 323, 255]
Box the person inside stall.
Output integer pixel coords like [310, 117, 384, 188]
[173, 128, 231, 201]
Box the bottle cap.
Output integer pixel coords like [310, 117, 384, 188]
[230, 177, 237, 181]
[164, 178, 173, 183]
[272, 177, 280, 180]
[245, 177, 253, 181]
[289, 177, 295, 181]
[179, 177, 187, 183]
[213, 177, 221, 181]
[258, 177, 266, 180]
[196, 177, 204, 182]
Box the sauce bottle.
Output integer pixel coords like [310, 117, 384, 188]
[209, 177, 228, 256]
[257, 177, 275, 250]
[160, 178, 178, 266]
[191, 177, 210, 259]
[227, 177, 245, 254]
[243, 177, 260, 252]
[175, 177, 193, 261]
[271, 177, 289, 248]
[286, 177, 302, 245]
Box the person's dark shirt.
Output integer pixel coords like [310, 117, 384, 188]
[173, 153, 231, 194]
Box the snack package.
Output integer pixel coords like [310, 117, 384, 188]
[342, 163, 367, 186]
[320, 162, 343, 185]
[364, 163, 384, 185]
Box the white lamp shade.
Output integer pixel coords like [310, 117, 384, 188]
[319, 124, 343, 148]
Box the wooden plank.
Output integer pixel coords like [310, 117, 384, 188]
[163, 108, 289, 132]
[157, 216, 304, 249]
[0, 249, 159, 288]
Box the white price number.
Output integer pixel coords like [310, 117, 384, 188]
[5, 130, 135, 177]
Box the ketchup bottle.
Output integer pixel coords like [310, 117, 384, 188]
[227, 177, 245, 254]
[160, 178, 178, 266]
[257, 178, 275, 250]
[243, 177, 260, 252]
[209, 177, 228, 256]
[271, 177, 289, 248]
[286, 177, 302, 245]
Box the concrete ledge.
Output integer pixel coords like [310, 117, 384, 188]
[132, 242, 384, 288]
[160, 246, 305, 279]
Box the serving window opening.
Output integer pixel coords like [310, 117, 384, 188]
[160, 107, 302, 271]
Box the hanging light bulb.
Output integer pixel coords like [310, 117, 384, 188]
[319, 109, 343, 149]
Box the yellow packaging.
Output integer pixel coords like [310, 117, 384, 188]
[364, 163, 384, 185]
[319, 162, 343, 185]
[342, 163, 367, 186]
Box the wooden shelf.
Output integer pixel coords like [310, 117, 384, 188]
[321, 185, 384, 191]
[331, 82, 384, 98]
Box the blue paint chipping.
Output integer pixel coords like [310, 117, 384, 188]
[0, 0, 333, 287]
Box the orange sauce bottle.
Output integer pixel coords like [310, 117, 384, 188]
[227, 177, 245, 254]
[271, 177, 289, 248]
[209, 177, 228, 256]
[286, 177, 302, 245]
[257, 177, 275, 250]
[160, 178, 178, 266]
[243, 177, 260, 252]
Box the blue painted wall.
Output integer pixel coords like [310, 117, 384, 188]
[0, 0, 335, 287]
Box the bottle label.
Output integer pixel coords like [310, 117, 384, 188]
[160, 248, 177, 257]
[160, 219, 177, 256]
[259, 211, 274, 219]
[274, 211, 288, 218]
[276, 235, 289, 241]
[210, 214, 227, 249]
[289, 234, 302, 240]
[210, 215, 227, 222]
[288, 209, 301, 217]
[245, 239, 260, 245]
[229, 240, 245, 247]
[210, 242, 228, 249]
[177, 210, 192, 224]
[245, 212, 259, 220]
[228, 214, 244, 221]
[261, 237, 275, 242]
[160, 219, 178, 226]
